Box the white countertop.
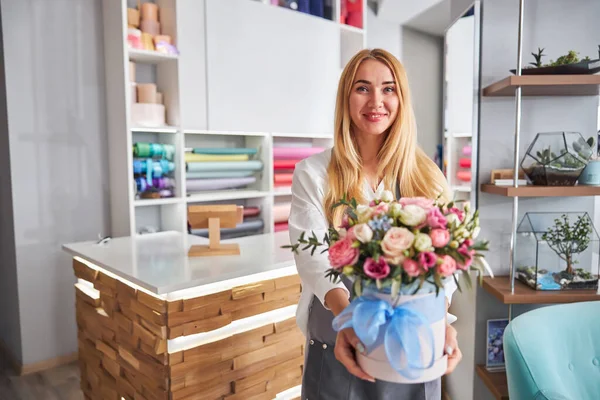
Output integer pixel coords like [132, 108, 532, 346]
[62, 231, 296, 295]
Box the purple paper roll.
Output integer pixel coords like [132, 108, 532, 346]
[186, 176, 256, 192]
[273, 147, 325, 160]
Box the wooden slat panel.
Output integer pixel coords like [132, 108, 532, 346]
[172, 381, 231, 400]
[264, 284, 301, 302]
[182, 290, 232, 311]
[225, 380, 267, 400]
[232, 294, 300, 321]
[73, 259, 99, 283]
[130, 299, 167, 326]
[263, 328, 304, 346]
[140, 318, 167, 340]
[96, 340, 118, 361]
[274, 274, 301, 289]
[232, 280, 275, 300]
[181, 313, 232, 337]
[137, 291, 167, 314]
[274, 317, 296, 333]
[168, 302, 221, 327]
[220, 293, 264, 314]
[76, 285, 101, 308]
[167, 299, 183, 313]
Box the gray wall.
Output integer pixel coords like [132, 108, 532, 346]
[366, 6, 402, 59]
[0, 0, 109, 365]
[401, 27, 444, 160]
[0, 3, 22, 363]
[473, 0, 600, 399]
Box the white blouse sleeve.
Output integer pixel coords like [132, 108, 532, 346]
[288, 163, 350, 309]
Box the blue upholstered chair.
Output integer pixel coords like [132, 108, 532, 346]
[503, 301, 600, 400]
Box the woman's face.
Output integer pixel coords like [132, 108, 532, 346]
[349, 59, 399, 137]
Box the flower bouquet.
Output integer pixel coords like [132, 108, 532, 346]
[284, 189, 490, 383]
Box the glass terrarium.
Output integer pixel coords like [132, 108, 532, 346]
[520, 132, 593, 186]
[516, 212, 599, 291]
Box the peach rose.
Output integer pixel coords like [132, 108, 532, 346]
[403, 259, 421, 277]
[437, 255, 457, 277]
[381, 227, 415, 264]
[430, 229, 450, 248]
[328, 238, 359, 269]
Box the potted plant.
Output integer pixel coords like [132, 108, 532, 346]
[577, 133, 600, 185]
[511, 46, 600, 75]
[520, 132, 592, 186]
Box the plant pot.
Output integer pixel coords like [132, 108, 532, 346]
[354, 288, 448, 384]
[523, 164, 584, 186]
[578, 160, 600, 185]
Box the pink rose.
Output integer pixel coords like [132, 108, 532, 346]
[381, 227, 415, 264]
[364, 257, 391, 279]
[464, 239, 474, 247]
[403, 259, 421, 277]
[328, 238, 359, 269]
[399, 197, 434, 210]
[447, 207, 465, 222]
[372, 202, 389, 216]
[457, 244, 475, 270]
[430, 229, 450, 248]
[437, 255, 457, 277]
[426, 208, 447, 229]
[340, 213, 350, 229]
[346, 226, 357, 241]
[417, 251, 437, 270]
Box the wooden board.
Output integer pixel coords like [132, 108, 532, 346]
[476, 365, 509, 400]
[482, 276, 600, 304]
[482, 74, 600, 97]
[480, 184, 600, 197]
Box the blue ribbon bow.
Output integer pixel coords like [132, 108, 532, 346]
[332, 290, 445, 380]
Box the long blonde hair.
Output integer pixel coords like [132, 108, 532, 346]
[324, 48, 451, 227]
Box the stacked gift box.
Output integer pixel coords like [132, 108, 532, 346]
[132, 142, 176, 199]
[185, 147, 262, 193]
[190, 204, 265, 239]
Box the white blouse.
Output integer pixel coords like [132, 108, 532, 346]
[288, 148, 457, 337]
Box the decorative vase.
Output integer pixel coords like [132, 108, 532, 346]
[578, 160, 600, 185]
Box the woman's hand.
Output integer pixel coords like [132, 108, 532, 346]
[334, 327, 376, 382]
[444, 323, 462, 375]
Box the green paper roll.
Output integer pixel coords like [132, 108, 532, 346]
[192, 147, 258, 155]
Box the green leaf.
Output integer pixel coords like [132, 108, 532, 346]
[463, 270, 473, 289]
[391, 279, 401, 299]
[354, 277, 362, 297]
[453, 273, 463, 293]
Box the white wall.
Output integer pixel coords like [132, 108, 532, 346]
[473, 0, 600, 399]
[0, 0, 109, 364]
[0, 3, 22, 363]
[366, 6, 401, 59]
[401, 27, 444, 159]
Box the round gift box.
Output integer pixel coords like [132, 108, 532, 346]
[355, 290, 448, 384]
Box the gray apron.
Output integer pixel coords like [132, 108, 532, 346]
[301, 185, 442, 400]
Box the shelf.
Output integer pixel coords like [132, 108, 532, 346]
[273, 187, 292, 196]
[128, 48, 178, 63]
[131, 126, 179, 134]
[452, 185, 472, 192]
[482, 75, 600, 97]
[271, 132, 333, 139]
[476, 365, 509, 400]
[482, 276, 600, 305]
[134, 198, 182, 207]
[445, 132, 472, 138]
[481, 184, 600, 197]
[186, 190, 271, 203]
[184, 130, 268, 137]
[340, 24, 364, 35]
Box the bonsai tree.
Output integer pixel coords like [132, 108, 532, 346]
[541, 214, 593, 275]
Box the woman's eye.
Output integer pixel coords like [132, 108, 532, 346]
[384, 86, 395, 93]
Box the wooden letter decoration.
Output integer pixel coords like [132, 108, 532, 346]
[187, 204, 244, 257]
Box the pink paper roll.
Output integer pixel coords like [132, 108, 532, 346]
[243, 207, 261, 218]
[274, 222, 289, 232]
[274, 173, 294, 185]
[273, 202, 291, 224]
[273, 147, 325, 160]
[456, 171, 471, 182]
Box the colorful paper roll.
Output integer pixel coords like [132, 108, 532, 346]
[459, 158, 472, 168]
[273, 203, 291, 224]
[137, 84, 157, 104]
[134, 142, 175, 160]
[273, 147, 324, 160]
[141, 3, 159, 21]
[133, 159, 174, 176]
[140, 19, 160, 36]
[274, 222, 289, 232]
[274, 173, 294, 185]
[243, 207, 261, 218]
[274, 159, 301, 170]
[457, 171, 472, 182]
[184, 153, 250, 162]
[192, 147, 258, 155]
[127, 8, 140, 28]
[191, 219, 264, 237]
[462, 145, 472, 156]
[186, 176, 256, 191]
[135, 177, 175, 192]
[186, 171, 255, 179]
[186, 160, 263, 173]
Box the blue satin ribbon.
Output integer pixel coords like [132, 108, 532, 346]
[332, 289, 445, 380]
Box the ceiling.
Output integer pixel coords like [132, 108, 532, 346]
[372, 0, 454, 37]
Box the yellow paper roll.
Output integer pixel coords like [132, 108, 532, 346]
[141, 32, 155, 51]
[127, 8, 140, 27]
[184, 153, 250, 162]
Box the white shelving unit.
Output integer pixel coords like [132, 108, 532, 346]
[102, 0, 363, 238]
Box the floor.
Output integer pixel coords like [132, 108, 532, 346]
[0, 356, 83, 400]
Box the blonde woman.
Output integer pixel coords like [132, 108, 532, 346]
[289, 48, 462, 399]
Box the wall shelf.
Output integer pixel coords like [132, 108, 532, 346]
[186, 190, 271, 203]
[481, 184, 600, 197]
[482, 276, 600, 305]
[475, 365, 509, 400]
[482, 75, 600, 97]
[131, 126, 179, 134]
[128, 48, 178, 63]
[134, 198, 182, 207]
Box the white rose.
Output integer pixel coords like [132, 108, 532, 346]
[454, 227, 469, 240]
[380, 190, 394, 203]
[390, 203, 403, 217]
[472, 226, 481, 239]
[398, 205, 427, 226]
[446, 213, 459, 226]
[352, 223, 373, 243]
[356, 204, 372, 223]
[413, 233, 433, 252]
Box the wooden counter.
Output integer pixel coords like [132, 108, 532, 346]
[64, 231, 303, 400]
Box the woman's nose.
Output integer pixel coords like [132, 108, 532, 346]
[368, 91, 383, 109]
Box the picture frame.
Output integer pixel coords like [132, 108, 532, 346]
[486, 318, 509, 371]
